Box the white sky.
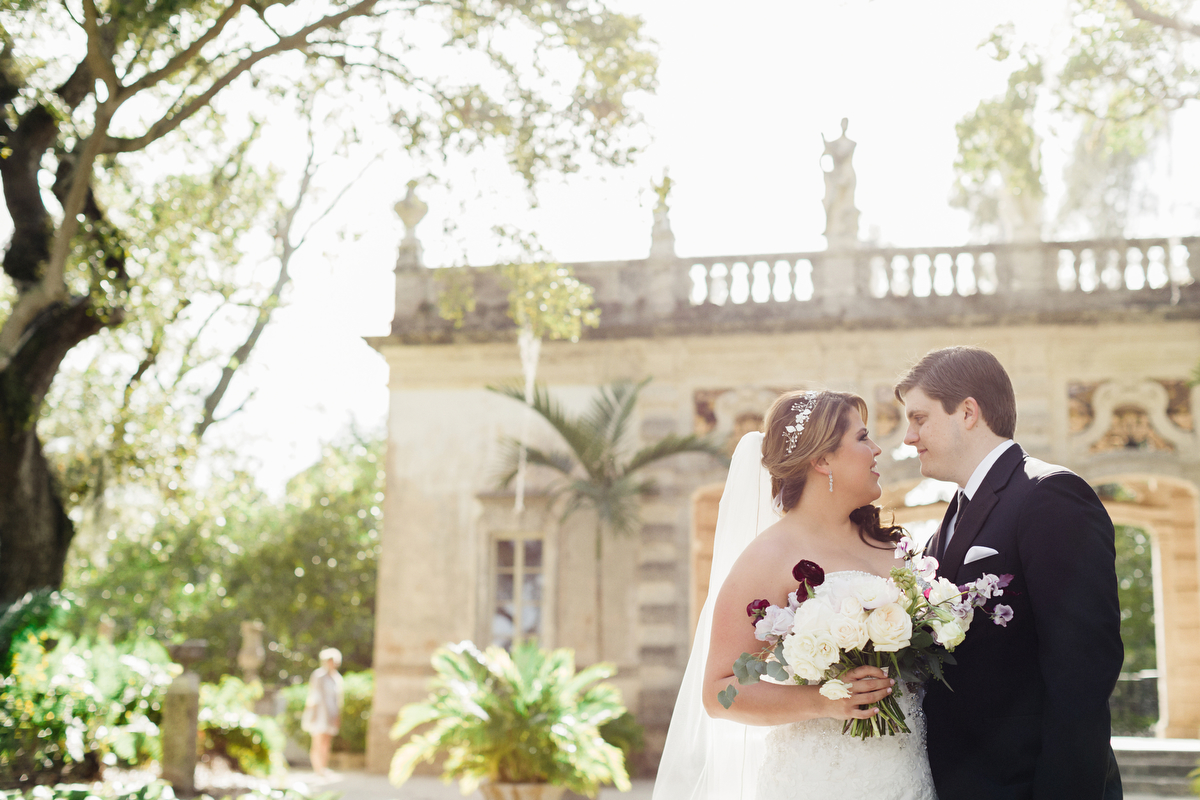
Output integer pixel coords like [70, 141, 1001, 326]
[17, 0, 1200, 492]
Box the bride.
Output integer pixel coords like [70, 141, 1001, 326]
[654, 390, 936, 800]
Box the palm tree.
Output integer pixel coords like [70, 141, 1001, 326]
[489, 378, 727, 658]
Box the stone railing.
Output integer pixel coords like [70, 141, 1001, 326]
[388, 236, 1200, 342]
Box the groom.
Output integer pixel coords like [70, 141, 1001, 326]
[894, 346, 1124, 800]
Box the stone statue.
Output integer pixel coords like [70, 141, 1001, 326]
[821, 118, 860, 248]
[650, 169, 676, 259]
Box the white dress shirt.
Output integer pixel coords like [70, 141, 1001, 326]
[945, 439, 1016, 549]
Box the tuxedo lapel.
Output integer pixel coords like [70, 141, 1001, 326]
[940, 444, 1026, 581]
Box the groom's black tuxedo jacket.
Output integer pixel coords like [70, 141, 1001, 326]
[922, 444, 1124, 800]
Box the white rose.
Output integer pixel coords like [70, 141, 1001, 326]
[829, 614, 869, 651]
[931, 618, 966, 649]
[865, 602, 913, 652]
[754, 605, 795, 641]
[853, 576, 901, 609]
[819, 678, 853, 700]
[790, 597, 834, 636]
[781, 634, 824, 681]
[810, 630, 841, 672]
[837, 597, 867, 621]
[927, 577, 961, 607]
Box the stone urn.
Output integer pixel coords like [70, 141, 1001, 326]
[479, 783, 566, 800]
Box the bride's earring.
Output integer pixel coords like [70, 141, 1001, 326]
[829, 471, 834, 493]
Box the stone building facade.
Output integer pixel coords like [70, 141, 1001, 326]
[366, 216, 1200, 772]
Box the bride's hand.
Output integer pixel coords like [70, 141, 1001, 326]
[822, 665, 895, 720]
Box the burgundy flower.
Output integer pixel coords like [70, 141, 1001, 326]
[794, 583, 809, 603]
[746, 599, 770, 626]
[792, 560, 825, 587]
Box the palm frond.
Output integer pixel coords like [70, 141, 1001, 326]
[493, 436, 576, 490]
[623, 433, 728, 475]
[487, 382, 594, 466]
[583, 378, 648, 459]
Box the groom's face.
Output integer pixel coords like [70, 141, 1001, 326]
[902, 386, 965, 484]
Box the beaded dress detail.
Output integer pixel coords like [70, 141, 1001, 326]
[756, 572, 937, 800]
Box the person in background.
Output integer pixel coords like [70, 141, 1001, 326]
[301, 647, 344, 776]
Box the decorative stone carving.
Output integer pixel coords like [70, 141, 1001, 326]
[1068, 382, 1101, 433]
[694, 387, 780, 453]
[1159, 379, 1195, 432]
[821, 118, 860, 249]
[1072, 380, 1198, 456]
[394, 180, 428, 272]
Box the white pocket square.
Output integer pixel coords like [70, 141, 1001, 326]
[964, 546, 999, 564]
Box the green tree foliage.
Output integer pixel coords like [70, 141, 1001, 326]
[0, 0, 658, 601]
[1115, 524, 1156, 673]
[952, 28, 1046, 241]
[954, 1, 1200, 240]
[65, 433, 384, 684]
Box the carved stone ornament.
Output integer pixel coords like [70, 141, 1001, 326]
[694, 387, 780, 454]
[1071, 380, 1198, 457]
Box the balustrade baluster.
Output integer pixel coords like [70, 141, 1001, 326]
[976, 252, 999, 294]
[795, 259, 815, 301]
[750, 261, 772, 303]
[772, 260, 793, 303]
[912, 254, 933, 297]
[729, 262, 750, 304]
[1056, 249, 1078, 292]
[1126, 247, 1146, 291]
[689, 263, 709, 305]
[869, 255, 889, 298]
[956, 252, 976, 296]
[891, 255, 911, 297]
[1145, 245, 1168, 290]
[709, 263, 729, 306]
[1079, 249, 1098, 292]
[932, 253, 955, 296]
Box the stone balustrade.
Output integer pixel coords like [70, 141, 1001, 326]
[389, 236, 1200, 343]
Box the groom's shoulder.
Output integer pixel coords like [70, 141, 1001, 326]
[1011, 450, 1099, 501]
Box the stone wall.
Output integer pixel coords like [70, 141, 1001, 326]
[368, 313, 1200, 772]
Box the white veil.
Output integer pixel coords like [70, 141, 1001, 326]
[652, 431, 776, 800]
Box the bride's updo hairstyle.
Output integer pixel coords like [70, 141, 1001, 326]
[762, 389, 903, 548]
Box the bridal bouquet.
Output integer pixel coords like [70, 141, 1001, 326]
[717, 536, 1014, 739]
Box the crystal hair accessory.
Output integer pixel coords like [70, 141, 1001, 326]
[783, 391, 820, 454]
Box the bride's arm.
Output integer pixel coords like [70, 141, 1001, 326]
[700, 548, 893, 726]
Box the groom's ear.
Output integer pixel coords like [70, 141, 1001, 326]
[960, 397, 985, 431]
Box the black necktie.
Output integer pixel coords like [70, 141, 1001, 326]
[938, 491, 970, 561]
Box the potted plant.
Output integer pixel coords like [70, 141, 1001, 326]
[389, 641, 632, 799]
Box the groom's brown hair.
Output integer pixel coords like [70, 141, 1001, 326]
[894, 346, 1017, 438]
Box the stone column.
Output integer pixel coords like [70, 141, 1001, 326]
[237, 620, 265, 683]
[162, 640, 206, 797]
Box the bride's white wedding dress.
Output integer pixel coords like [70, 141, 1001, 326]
[757, 682, 934, 800]
[756, 575, 935, 800]
[653, 434, 936, 800]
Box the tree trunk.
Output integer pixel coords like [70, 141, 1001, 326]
[0, 296, 108, 603]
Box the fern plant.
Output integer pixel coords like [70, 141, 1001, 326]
[389, 641, 631, 798]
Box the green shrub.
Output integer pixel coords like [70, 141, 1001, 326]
[0, 629, 174, 789]
[390, 642, 630, 798]
[599, 712, 645, 773]
[278, 670, 372, 754]
[0, 590, 72, 677]
[198, 677, 286, 777]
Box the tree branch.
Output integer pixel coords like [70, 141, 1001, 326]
[103, 0, 380, 155]
[1122, 0, 1200, 37]
[119, 0, 250, 100]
